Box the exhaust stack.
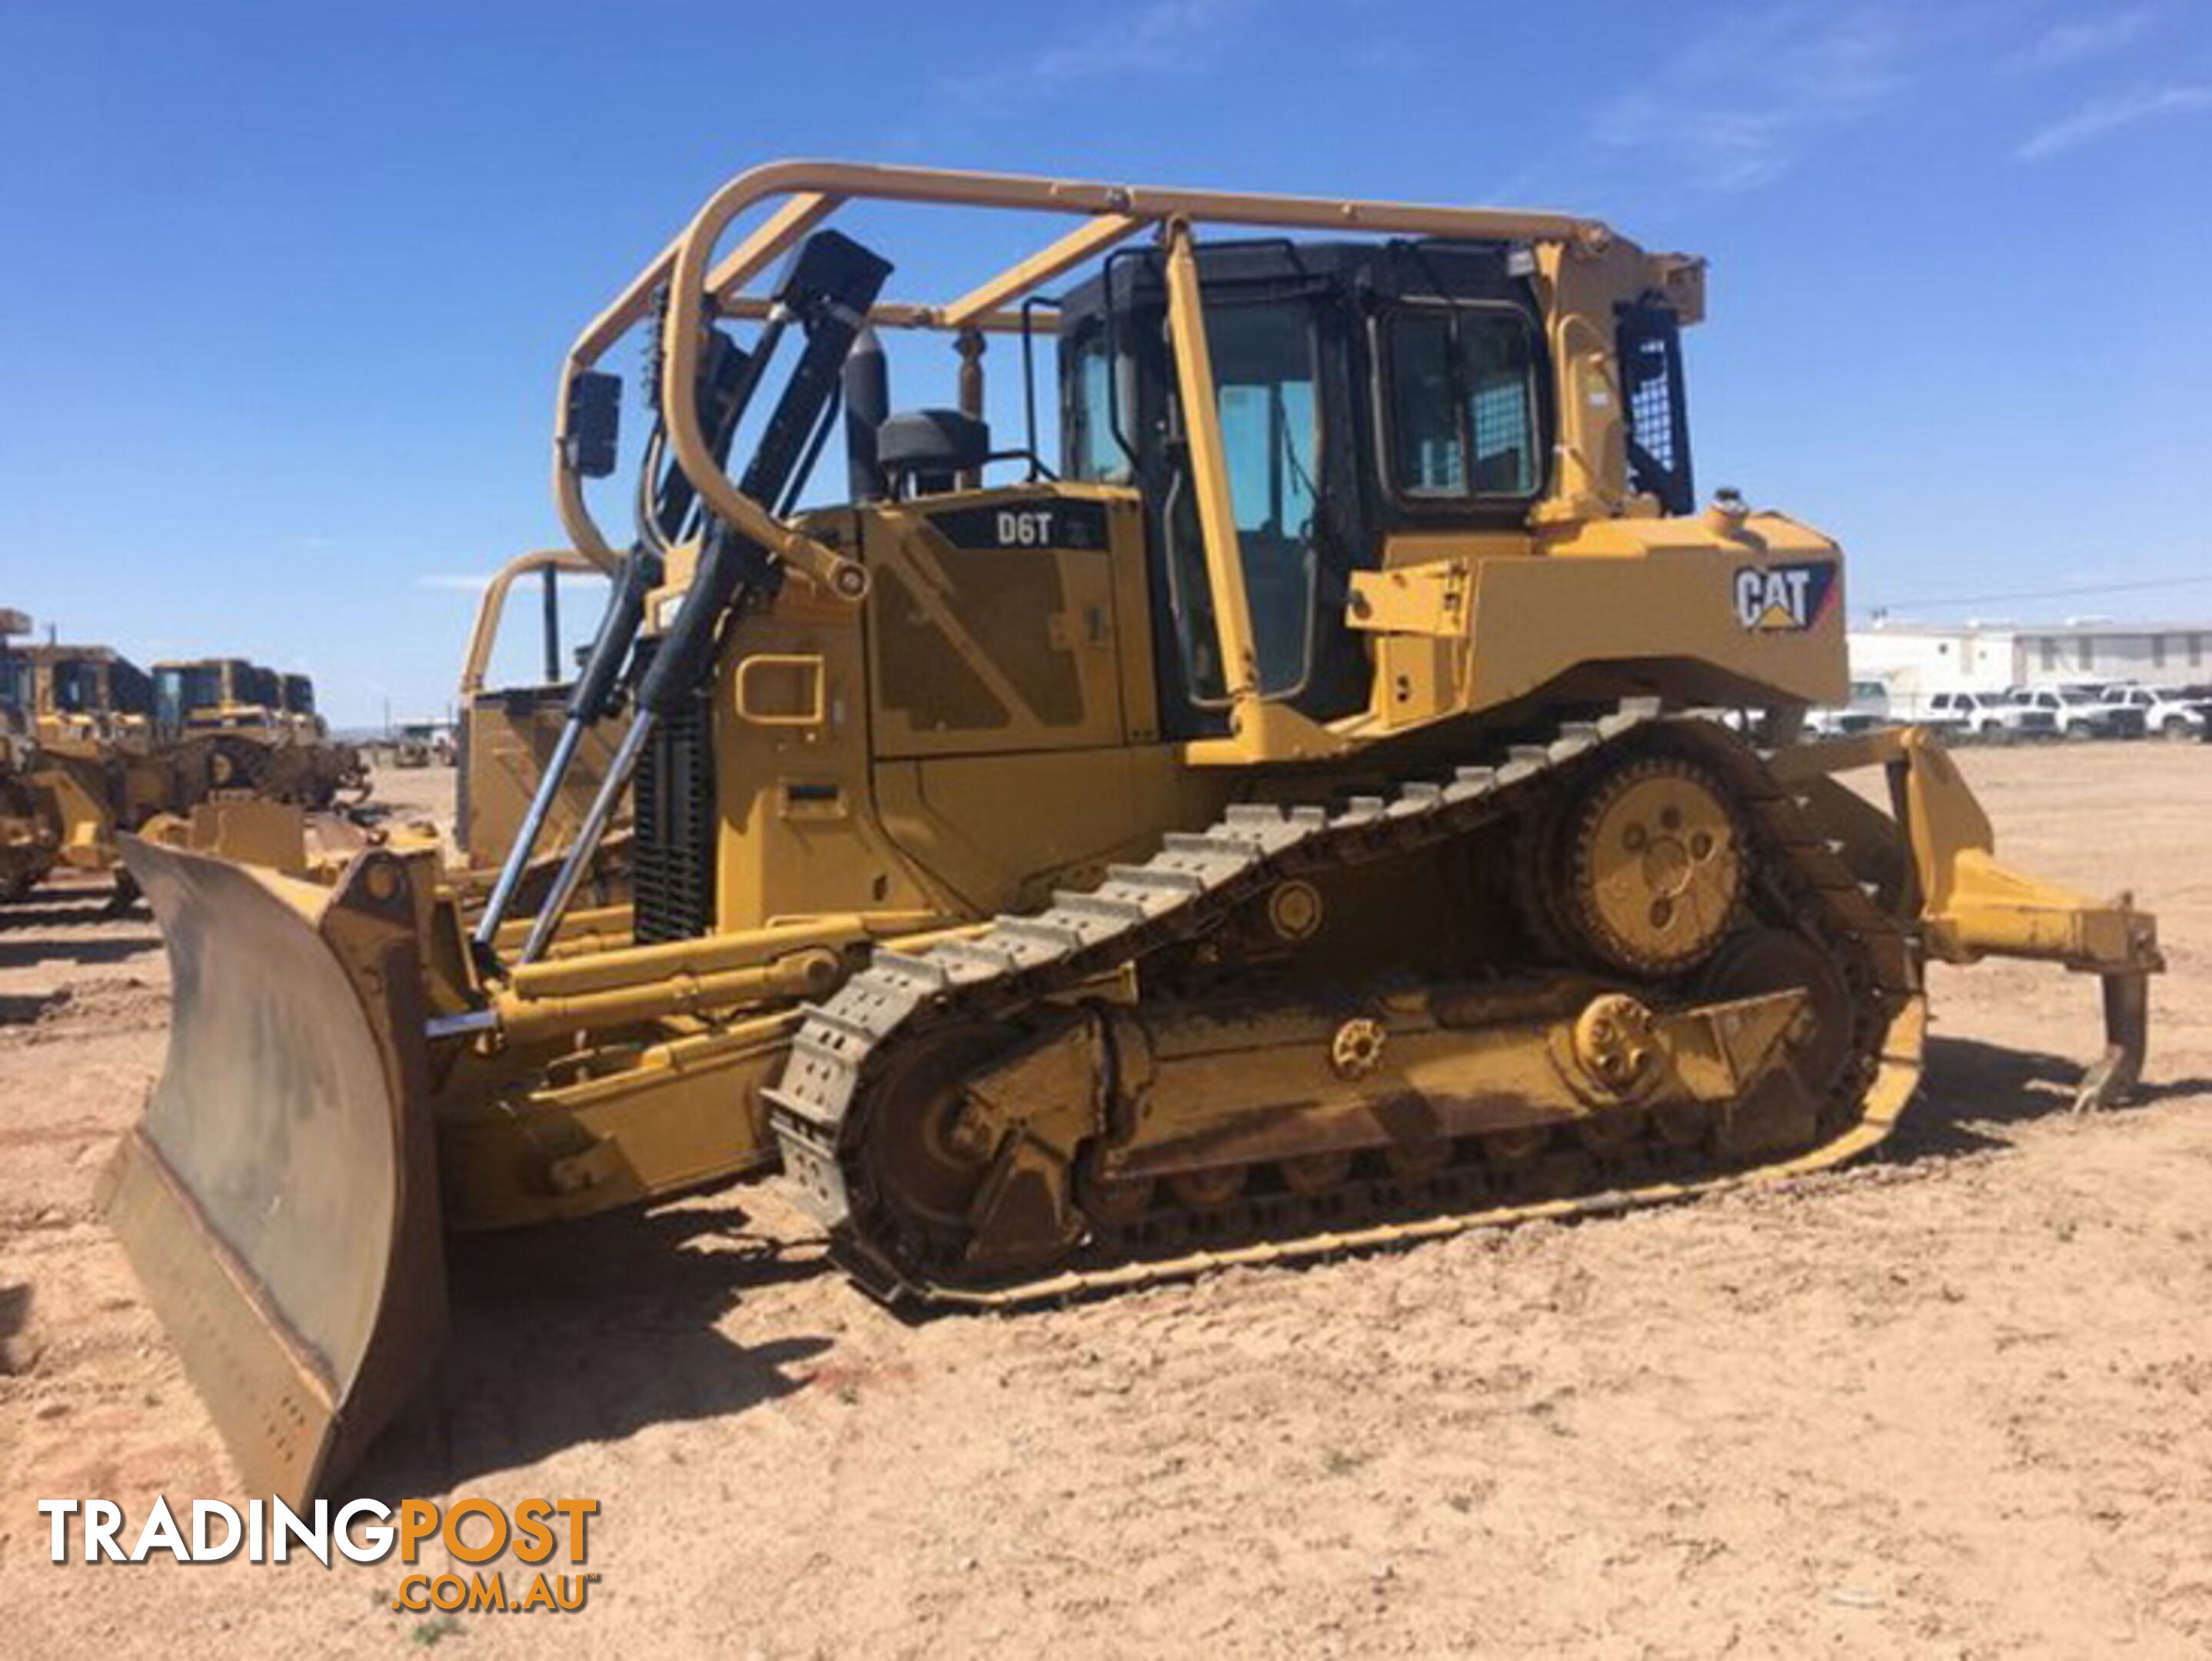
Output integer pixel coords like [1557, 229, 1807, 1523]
[843, 325, 888, 501]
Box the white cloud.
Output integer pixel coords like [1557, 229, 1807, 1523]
[2016, 83, 2212, 159]
[930, 0, 1259, 111]
[1592, 5, 1916, 193]
[414, 572, 494, 593]
[2003, 8, 2154, 74]
[1029, 0, 1257, 82]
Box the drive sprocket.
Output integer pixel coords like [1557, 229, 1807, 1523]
[1553, 754, 1745, 977]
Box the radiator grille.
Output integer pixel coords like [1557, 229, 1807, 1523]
[632, 691, 716, 943]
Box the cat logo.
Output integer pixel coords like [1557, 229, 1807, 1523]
[1733, 561, 1838, 633]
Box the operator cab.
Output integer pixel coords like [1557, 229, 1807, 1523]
[155, 659, 275, 731]
[43, 651, 152, 722]
[840, 236, 1691, 745]
[1053, 241, 1558, 738]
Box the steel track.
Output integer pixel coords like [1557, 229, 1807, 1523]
[766, 701, 1923, 1304]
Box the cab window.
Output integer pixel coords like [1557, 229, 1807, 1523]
[1385, 305, 1541, 500]
[1162, 298, 1322, 704]
[1063, 328, 1133, 486]
[55, 662, 96, 713]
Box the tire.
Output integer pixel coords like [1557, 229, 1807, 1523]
[2163, 717, 2194, 742]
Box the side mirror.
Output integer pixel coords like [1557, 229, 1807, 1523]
[564, 371, 623, 479]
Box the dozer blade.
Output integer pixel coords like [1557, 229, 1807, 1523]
[100, 837, 447, 1505]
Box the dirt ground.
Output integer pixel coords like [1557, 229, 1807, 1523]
[2, 745, 2208, 1658]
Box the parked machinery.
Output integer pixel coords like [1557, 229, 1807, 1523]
[137, 550, 629, 919]
[0, 721, 52, 903]
[105, 163, 2162, 1503]
[451, 548, 624, 874]
[153, 657, 368, 807]
[280, 672, 370, 787]
[5, 639, 180, 882]
[386, 727, 437, 769]
[0, 610, 59, 900]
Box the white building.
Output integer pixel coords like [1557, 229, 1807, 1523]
[1849, 621, 2212, 715]
[2012, 622, 2210, 687]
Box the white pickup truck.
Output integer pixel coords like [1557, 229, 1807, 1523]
[1804, 679, 1894, 737]
[2099, 684, 2207, 741]
[2011, 686, 2146, 739]
[1920, 689, 2055, 741]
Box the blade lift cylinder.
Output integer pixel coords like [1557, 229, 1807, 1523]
[507, 229, 893, 974]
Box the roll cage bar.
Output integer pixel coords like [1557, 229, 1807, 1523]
[458, 548, 606, 701]
[550, 159, 1613, 587]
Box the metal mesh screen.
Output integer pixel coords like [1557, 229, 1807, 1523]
[1617, 305, 1694, 515]
[1625, 340, 1675, 472]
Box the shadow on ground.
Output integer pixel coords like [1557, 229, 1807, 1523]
[358, 1199, 836, 1499]
[0, 881, 159, 969]
[0, 933, 161, 970]
[348, 1037, 2210, 1495]
[0, 884, 144, 927]
[1886, 1035, 2208, 1163]
[0, 1282, 31, 1373]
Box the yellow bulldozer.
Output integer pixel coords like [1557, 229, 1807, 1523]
[451, 547, 626, 876]
[152, 656, 369, 808]
[131, 550, 629, 905]
[0, 721, 53, 903]
[105, 162, 2162, 1504]
[1, 634, 181, 887]
[0, 610, 61, 900]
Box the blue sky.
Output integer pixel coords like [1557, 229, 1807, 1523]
[4, 0, 2208, 725]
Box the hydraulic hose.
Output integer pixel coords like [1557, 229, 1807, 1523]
[516, 531, 768, 965]
[506, 229, 890, 973]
